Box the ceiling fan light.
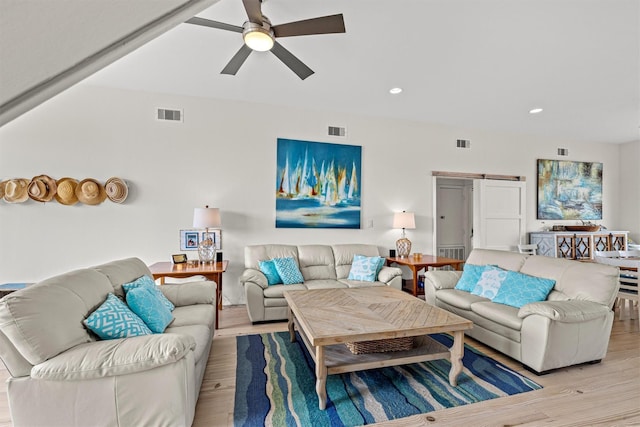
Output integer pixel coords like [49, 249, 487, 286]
[243, 28, 274, 51]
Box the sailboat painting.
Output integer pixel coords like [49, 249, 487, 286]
[276, 138, 362, 228]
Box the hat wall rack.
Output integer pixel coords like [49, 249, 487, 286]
[0, 175, 128, 205]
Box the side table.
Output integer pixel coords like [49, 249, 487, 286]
[148, 260, 228, 329]
[386, 255, 463, 297]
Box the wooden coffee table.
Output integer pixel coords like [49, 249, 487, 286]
[284, 286, 473, 410]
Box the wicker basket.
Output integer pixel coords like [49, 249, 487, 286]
[346, 337, 414, 354]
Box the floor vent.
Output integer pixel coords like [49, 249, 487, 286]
[456, 139, 470, 148]
[157, 108, 183, 122]
[328, 126, 346, 137]
[557, 148, 569, 156]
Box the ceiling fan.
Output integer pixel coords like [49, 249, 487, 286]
[186, 0, 345, 80]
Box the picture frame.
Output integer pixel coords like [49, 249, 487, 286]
[179, 229, 222, 251]
[172, 253, 188, 264]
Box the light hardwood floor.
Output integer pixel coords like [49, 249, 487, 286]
[1, 306, 638, 426]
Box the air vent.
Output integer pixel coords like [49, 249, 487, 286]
[557, 148, 569, 156]
[156, 108, 183, 122]
[456, 139, 470, 148]
[328, 126, 346, 137]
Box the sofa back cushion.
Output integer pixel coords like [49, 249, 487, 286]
[245, 245, 299, 270]
[332, 244, 381, 279]
[92, 257, 154, 298]
[466, 249, 528, 272]
[297, 245, 337, 280]
[519, 255, 619, 307]
[0, 268, 113, 366]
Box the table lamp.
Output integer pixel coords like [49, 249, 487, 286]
[393, 211, 415, 258]
[193, 206, 221, 263]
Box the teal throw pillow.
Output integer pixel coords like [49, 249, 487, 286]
[123, 275, 175, 312]
[455, 264, 485, 292]
[259, 260, 283, 286]
[272, 257, 304, 285]
[492, 271, 556, 308]
[84, 293, 152, 340]
[126, 286, 174, 333]
[470, 265, 508, 299]
[348, 255, 385, 282]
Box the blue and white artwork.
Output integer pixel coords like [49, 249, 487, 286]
[537, 159, 603, 220]
[276, 138, 361, 228]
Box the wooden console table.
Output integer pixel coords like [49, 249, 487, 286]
[148, 260, 228, 329]
[386, 255, 464, 297]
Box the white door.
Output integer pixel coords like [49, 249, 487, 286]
[472, 179, 526, 251]
[436, 180, 472, 259]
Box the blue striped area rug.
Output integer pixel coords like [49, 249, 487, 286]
[234, 332, 541, 426]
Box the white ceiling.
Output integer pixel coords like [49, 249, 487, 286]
[78, 0, 640, 144]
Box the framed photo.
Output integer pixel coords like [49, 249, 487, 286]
[172, 254, 188, 264]
[180, 230, 200, 251]
[179, 229, 222, 251]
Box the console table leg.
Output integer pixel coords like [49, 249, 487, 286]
[288, 308, 295, 342]
[316, 346, 327, 410]
[449, 330, 465, 386]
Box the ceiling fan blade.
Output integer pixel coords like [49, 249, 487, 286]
[186, 17, 243, 33]
[272, 14, 345, 38]
[242, 0, 263, 24]
[221, 44, 253, 75]
[270, 42, 314, 80]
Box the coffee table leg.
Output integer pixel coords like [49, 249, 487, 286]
[316, 345, 327, 410]
[287, 307, 295, 342]
[449, 330, 465, 386]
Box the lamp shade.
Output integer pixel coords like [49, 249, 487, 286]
[393, 211, 415, 229]
[193, 207, 221, 229]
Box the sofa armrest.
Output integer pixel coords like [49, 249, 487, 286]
[31, 334, 196, 381]
[160, 281, 216, 306]
[377, 266, 402, 284]
[240, 268, 268, 289]
[518, 300, 611, 322]
[424, 271, 462, 290]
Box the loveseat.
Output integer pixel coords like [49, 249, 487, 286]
[424, 248, 620, 373]
[0, 257, 216, 427]
[240, 244, 403, 322]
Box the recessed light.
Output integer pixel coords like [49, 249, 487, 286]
[389, 87, 402, 95]
[529, 108, 543, 114]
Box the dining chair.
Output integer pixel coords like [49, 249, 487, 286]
[517, 244, 538, 255]
[594, 253, 639, 321]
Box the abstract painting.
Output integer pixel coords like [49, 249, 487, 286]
[537, 159, 603, 220]
[276, 138, 361, 228]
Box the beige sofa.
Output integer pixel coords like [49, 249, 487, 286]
[424, 248, 620, 374]
[0, 257, 216, 427]
[240, 244, 403, 322]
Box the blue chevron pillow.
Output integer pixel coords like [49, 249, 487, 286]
[126, 286, 174, 333]
[272, 257, 304, 285]
[84, 293, 152, 340]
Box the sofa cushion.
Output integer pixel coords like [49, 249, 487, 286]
[470, 301, 523, 331]
[162, 324, 211, 365]
[466, 249, 528, 272]
[0, 268, 113, 365]
[92, 257, 154, 298]
[297, 245, 337, 280]
[492, 271, 556, 308]
[273, 257, 304, 284]
[332, 244, 381, 279]
[263, 283, 307, 298]
[126, 286, 174, 333]
[304, 279, 348, 290]
[31, 333, 195, 380]
[348, 255, 385, 281]
[470, 265, 508, 299]
[436, 289, 489, 310]
[455, 264, 485, 292]
[245, 245, 298, 270]
[171, 305, 215, 329]
[258, 260, 282, 285]
[123, 275, 175, 312]
[341, 279, 386, 289]
[84, 294, 153, 339]
[159, 281, 216, 307]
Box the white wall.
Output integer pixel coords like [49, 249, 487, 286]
[619, 140, 640, 243]
[0, 85, 624, 304]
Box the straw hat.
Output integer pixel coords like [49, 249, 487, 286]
[105, 177, 128, 204]
[0, 181, 5, 200]
[3, 178, 29, 203]
[75, 178, 107, 205]
[28, 175, 57, 202]
[54, 177, 79, 205]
